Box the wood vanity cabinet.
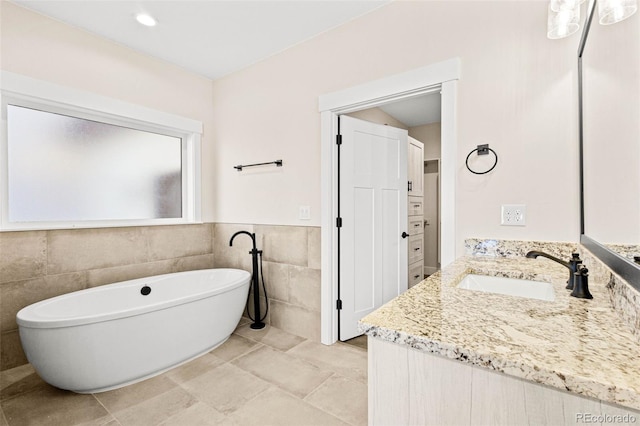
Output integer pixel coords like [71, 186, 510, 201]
[407, 136, 424, 287]
[369, 338, 640, 425]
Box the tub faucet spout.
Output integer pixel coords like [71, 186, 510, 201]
[229, 231, 256, 250]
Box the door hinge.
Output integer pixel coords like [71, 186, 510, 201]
[336, 134, 342, 145]
[336, 217, 343, 228]
[336, 299, 343, 310]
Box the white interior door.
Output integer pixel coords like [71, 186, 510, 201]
[339, 116, 408, 341]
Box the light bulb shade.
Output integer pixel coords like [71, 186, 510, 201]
[598, 0, 638, 24]
[550, 0, 586, 12]
[547, 3, 581, 39]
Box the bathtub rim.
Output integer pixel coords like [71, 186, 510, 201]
[16, 268, 251, 329]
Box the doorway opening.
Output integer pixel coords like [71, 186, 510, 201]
[347, 93, 443, 279]
[318, 58, 460, 345]
[336, 94, 442, 341]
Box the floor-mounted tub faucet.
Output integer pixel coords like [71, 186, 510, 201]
[525, 251, 592, 299]
[230, 231, 266, 329]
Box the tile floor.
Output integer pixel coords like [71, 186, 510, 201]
[0, 321, 368, 426]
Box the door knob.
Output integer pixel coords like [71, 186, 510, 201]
[401, 232, 410, 239]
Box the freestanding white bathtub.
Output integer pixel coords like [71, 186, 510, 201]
[16, 268, 250, 393]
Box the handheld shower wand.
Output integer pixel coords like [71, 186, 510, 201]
[229, 231, 266, 329]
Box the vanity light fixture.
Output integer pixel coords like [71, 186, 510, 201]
[135, 12, 157, 27]
[551, 0, 586, 12]
[547, 2, 582, 39]
[547, 0, 637, 39]
[598, 0, 638, 24]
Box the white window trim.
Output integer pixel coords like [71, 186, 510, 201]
[0, 71, 203, 231]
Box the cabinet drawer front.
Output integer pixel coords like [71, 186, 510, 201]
[408, 197, 423, 216]
[408, 217, 424, 235]
[408, 234, 423, 264]
[409, 262, 423, 287]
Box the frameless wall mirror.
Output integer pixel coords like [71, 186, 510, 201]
[580, 0, 640, 287]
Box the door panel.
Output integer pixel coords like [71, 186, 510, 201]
[382, 188, 401, 304]
[339, 116, 408, 341]
[353, 188, 375, 313]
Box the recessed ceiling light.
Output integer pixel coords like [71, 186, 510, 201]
[135, 13, 157, 27]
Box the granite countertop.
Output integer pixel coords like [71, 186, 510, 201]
[360, 255, 640, 411]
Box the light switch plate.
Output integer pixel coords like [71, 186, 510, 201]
[299, 205, 311, 220]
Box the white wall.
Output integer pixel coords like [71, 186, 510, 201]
[0, 2, 216, 221]
[1, 1, 588, 253]
[409, 123, 441, 160]
[408, 125, 441, 271]
[347, 107, 409, 130]
[212, 1, 581, 254]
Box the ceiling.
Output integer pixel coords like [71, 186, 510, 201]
[11, 0, 389, 80]
[379, 93, 441, 127]
[11, 0, 440, 125]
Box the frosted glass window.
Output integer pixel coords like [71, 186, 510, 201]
[7, 105, 183, 223]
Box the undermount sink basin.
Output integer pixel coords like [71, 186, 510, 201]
[457, 274, 555, 301]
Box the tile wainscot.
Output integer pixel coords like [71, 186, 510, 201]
[360, 240, 640, 426]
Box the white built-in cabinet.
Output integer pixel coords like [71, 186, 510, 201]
[407, 136, 424, 288]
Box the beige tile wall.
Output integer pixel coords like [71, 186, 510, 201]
[0, 224, 214, 371]
[213, 224, 321, 342]
[1, 222, 321, 371]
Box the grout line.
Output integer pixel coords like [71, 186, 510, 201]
[302, 372, 336, 402]
[0, 383, 41, 404]
[0, 407, 8, 426]
[301, 389, 354, 426]
[231, 332, 264, 347]
[229, 346, 331, 401]
[229, 383, 277, 413]
[90, 393, 123, 426]
[224, 342, 265, 365]
[232, 325, 309, 353]
[284, 336, 307, 353]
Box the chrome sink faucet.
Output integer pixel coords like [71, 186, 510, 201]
[525, 251, 592, 299]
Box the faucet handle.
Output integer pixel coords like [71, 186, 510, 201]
[570, 267, 593, 299]
[566, 253, 583, 290]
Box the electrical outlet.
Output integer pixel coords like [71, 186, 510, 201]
[501, 204, 526, 226]
[299, 205, 311, 220]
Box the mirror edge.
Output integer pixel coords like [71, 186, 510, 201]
[581, 235, 640, 290]
[579, 0, 640, 292]
[578, 0, 596, 235]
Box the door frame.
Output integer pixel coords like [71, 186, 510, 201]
[318, 58, 461, 344]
